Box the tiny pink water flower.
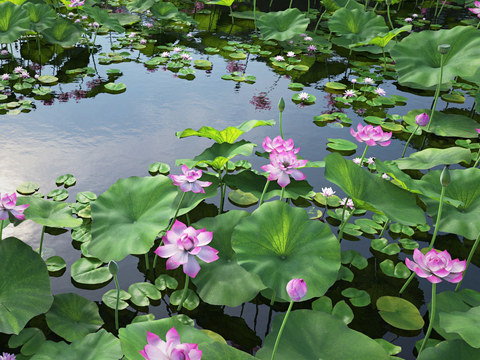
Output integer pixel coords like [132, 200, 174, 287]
[1, 74, 10, 81]
[170, 165, 212, 193]
[92, 22, 99, 28]
[405, 248, 466, 284]
[300, 33, 307, 37]
[415, 113, 430, 127]
[161, 51, 170, 58]
[374, 88, 386, 96]
[68, 0, 85, 7]
[0, 192, 29, 220]
[353, 157, 362, 165]
[181, 52, 190, 60]
[34, 74, 39, 79]
[81, 15, 88, 20]
[155, 220, 218, 278]
[286, 278, 307, 301]
[405, 17, 413, 22]
[274, 55, 285, 61]
[367, 157, 376, 164]
[128, 32, 136, 38]
[21, 71, 30, 79]
[364, 77, 374, 84]
[74, 19, 81, 23]
[344, 89, 356, 98]
[262, 136, 299, 154]
[351, 78, 357, 84]
[340, 197, 354, 210]
[0, 353, 16, 360]
[307, 45, 316, 52]
[476, 129, 480, 134]
[298, 92, 309, 101]
[173, 47, 182, 53]
[140, 39, 147, 45]
[304, 36, 313, 41]
[145, 22, 153, 28]
[350, 123, 392, 147]
[412, 13, 418, 17]
[382, 173, 389, 180]
[321, 187, 335, 198]
[286, 51, 295, 57]
[261, 151, 307, 188]
[14, 67, 24, 74]
[140, 327, 202, 360]
[186, 32, 193, 38]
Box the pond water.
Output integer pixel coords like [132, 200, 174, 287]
[1, 2, 480, 359]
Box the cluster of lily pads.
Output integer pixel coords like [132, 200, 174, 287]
[2, 0, 480, 359]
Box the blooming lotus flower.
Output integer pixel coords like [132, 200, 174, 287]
[161, 52, 170, 58]
[350, 123, 392, 147]
[0, 192, 29, 220]
[155, 220, 218, 278]
[298, 92, 309, 101]
[274, 55, 285, 61]
[81, 15, 88, 20]
[476, 129, 480, 134]
[367, 157, 376, 164]
[170, 165, 211, 193]
[412, 13, 418, 17]
[261, 151, 307, 188]
[14, 67, 23, 74]
[1, 74, 10, 81]
[186, 32, 193, 37]
[286, 278, 307, 301]
[405, 17, 413, 22]
[374, 88, 386, 96]
[364, 77, 374, 84]
[469, 1, 480, 17]
[74, 19, 81, 23]
[321, 187, 335, 197]
[287, 51, 295, 57]
[382, 173, 389, 180]
[173, 47, 182, 53]
[405, 248, 466, 284]
[92, 22, 99, 28]
[344, 89, 356, 98]
[21, 72, 30, 79]
[340, 197, 354, 209]
[140, 39, 147, 45]
[0, 353, 15, 360]
[415, 113, 430, 127]
[262, 136, 299, 154]
[145, 23, 153, 28]
[181, 53, 190, 60]
[307, 45, 316, 52]
[304, 36, 313, 41]
[351, 78, 357, 84]
[140, 327, 202, 360]
[353, 157, 362, 165]
[68, 0, 84, 7]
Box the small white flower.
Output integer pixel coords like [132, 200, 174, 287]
[382, 173, 389, 180]
[344, 89, 356, 98]
[304, 36, 313, 41]
[364, 77, 374, 84]
[287, 51, 295, 57]
[274, 55, 285, 61]
[367, 157, 376, 164]
[353, 157, 362, 165]
[405, 17, 413, 22]
[161, 51, 170, 57]
[321, 187, 335, 198]
[375, 88, 386, 96]
[173, 47, 182, 53]
[412, 13, 418, 17]
[298, 92, 309, 101]
[340, 198, 354, 210]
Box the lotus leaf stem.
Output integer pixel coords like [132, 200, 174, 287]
[337, 204, 354, 241]
[229, 6, 234, 25]
[477, 20, 480, 29]
[0, 220, 3, 240]
[177, 274, 190, 311]
[433, 0, 440, 19]
[382, 48, 387, 74]
[314, 10, 327, 33]
[145, 253, 149, 271]
[279, 112, 284, 139]
[280, 187, 285, 201]
[270, 290, 276, 305]
[270, 300, 294, 360]
[455, 231, 480, 291]
[401, 125, 421, 158]
[219, 174, 226, 214]
[359, 144, 369, 166]
[259, 180, 270, 206]
[253, 0, 257, 34]
[418, 283, 436, 355]
[427, 55, 445, 132]
[38, 225, 45, 257]
[378, 218, 390, 238]
[386, 4, 395, 31]
[436, 0, 447, 19]
[289, 0, 293, 8]
[114, 274, 120, 330]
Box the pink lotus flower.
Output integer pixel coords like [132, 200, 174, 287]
[307, 45, 316, 52]
[286, 51, 295, 57]
[262, 136, 299, 154]
[274, 55, 285, 61]
[321, 187, 335, 197]
[405, 248, 466, 284]
[14, 67, 23, 74]
[405, 17, 413, 22]
[340, 197, 354, 209]
[286, 278, 307, 301]
[155, 220, 218, 278]
[364, 77, 374, 84]
[374, 88, 386, 96]
[261, 151, 307, 188]
[476, 129, 480, 134]
[298, 92, 309, 101]
[415, 113, 430, 127]
[0, 353, 15, 360]
[68, 0, 85, 7]
[344, 89, 356, 98]
[170, 165, 212, 193]
[350, 124, 392, 147]
[304, 36, 313, 41]
[0, 192, 29, 220]
[1, 74, 10, 81]
[140, 327, 202, 360]
[468, 0, 480, 16]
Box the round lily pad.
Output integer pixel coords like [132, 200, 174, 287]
[377, 296, 424, 330]
[104, 82, 126, 93]
[327, 138, 358, 151]
[294, 64, 309, 71]
[102, 289, 131, 310]
[193, 60, 212, 68]
[16, 182, 39, 195]
[326, 82, 347, 90]
[288, 82, 304, 90]
[37, 75, 58, 84]
[441, 94, 465, 103]
[45, 256, 66, 272]
[228, 189, 258, 206]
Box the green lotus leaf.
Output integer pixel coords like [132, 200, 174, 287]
[40, 18, 83, 47]
[45, 293, 103, 342]
[47, 189, 68, 201]
[341, 249, 368, 269]
[327, 138, 358, 151]
[155, 274, 178, 291]
[16, 181, 39, 195]
[149, 2, 179, 20]
[176, 119, 275, 144]
[102, 289, 131, 310]
[231, 201, 340, 301]
[71, 257, 112, 284]
[441, 94, 465, 103]
[257, 8, 309, 42]
[128, 282, 162, 307]
[377, 296, 424, 330]
[390, 27, 480, 90]
[29, 329, 122, 360]
[0, 238, 53, 335]
[149, 162, 170, 175]
[190, 211, 266, 307]
[76, 191, 97, 204]
[341, 287, 371, 307]
[0, 2, 30, 44]
[37, 75, 58, 84]
[420, 168, 480, 240]
[45, 255, 66, 272]
[392, 147, 471, 170]
[352, 25, 411, 48]
[324, 153, 425, 226]
[22, 3, 55, 33]
[374, 338, 402, 356]
[169, 289, 199, 311]
[104, 82, 126, 93]
[193, 60, 212, 68]
[176, 140, 255, 170]
[55, 173, 76, 186]
[8, 327, 46, 356]
[119, 317, 214, 360]
[256, 310, 389, 360]
[88, 176, 178, 262]
[206, 0, 234, 6]
[328, 8, 389, 45]
[228, 189, 258, 206]
[15, 196, 82, 228]
[126, 0, 154, 13]
[223, 169, 313, 201]
[417, 339, 480, 360]
[439, 306, 480, 348]
[82, 5, 124, 33]
[323, 0, 363, 12]
[379, 259, 411, 279]
[110, 13, 140, 26]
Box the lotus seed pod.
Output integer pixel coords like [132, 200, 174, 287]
[437, 44, 450, 55]
[386, 0, 392, 5]
[108, 260, 119, 276]
[440, 166, 450, 187]
[278, 97, 285, 112]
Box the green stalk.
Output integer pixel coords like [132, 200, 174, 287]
[455, 231, 480, 292]
[289, 0, 293, 8]
[38, 226, 45, 257]
[427, 54, 444, 131]
[433, 0, 440, 19]
[0, 219, 4, 240]
[386, 4, 395, 31]
[270, 300, 294, 360]
[270, 290, 276, 305]
[229, 5, 234, 25]
[418, 283, 436, 355]
[280, 187, 285, 201]
[9, 43, 14, 61]
[378, 218, 390, 238]
[218, 170, 226, 214]
[359, 144, 369, 166]
[177, 274, 190, 311]
[279, 111, 284, 139]
[253, 0, 257, 34]
[314, 10, 327, 33]
[401, 125, 421, 158]
[477, 20, 480, 29]
[114, 274, 120, 330]
[259, 180, 270, 206]
[382, 48, 387, 74]
[337, 204, 354, 241]
[473, 150, 480, 168]
[436, 0, 447, 19]
[144, 253, 149, 271]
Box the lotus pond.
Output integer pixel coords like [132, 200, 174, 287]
[1, 0, 480, 359]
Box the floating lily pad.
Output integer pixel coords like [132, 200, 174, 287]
[377, 296, 424, 330]
[441, 94, 465, 103]
[45, 256, 66, 272]
[37, 75, 58, 84]
[228, 189, 258, 206]
[393, 147, 471, 170]
[128, 282, 162, 307]
[341, 288, 371, 307]
[170, 289, 199, 311]
[193, 60, 212, 68]
[256, 8, 309, 42]
[326, 82, 347, 90]
[104, 82, 126, 93]
[327, 138, 358, 151]
[379, 259, 410, 279]
[71, 257, 112, 284]
[16, 182, 39, 195]
[288, 82, 304, 90]
[8, 327, 46, 356]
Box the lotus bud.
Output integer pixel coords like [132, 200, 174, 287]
[108, 260, 119, 276]
[278, 97, 285, 112]
[286, 278, 307, 301]
[415, 113, 430, 127]
[437, 44, 450, 55]
[386, 0, 392, 5]
[440, 166, 450, 187]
